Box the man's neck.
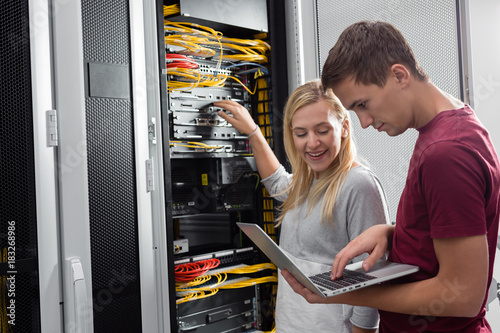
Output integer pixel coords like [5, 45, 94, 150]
[412, 81, 465, 129]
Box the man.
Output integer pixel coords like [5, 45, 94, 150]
[281, 21, 500, 332]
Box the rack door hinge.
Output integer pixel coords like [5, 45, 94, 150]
[146, 159, 155, 192]
[46, 109, 58, 147]
[148, 117, 157, 144]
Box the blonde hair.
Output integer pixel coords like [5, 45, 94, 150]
[276, 79, 357, 226]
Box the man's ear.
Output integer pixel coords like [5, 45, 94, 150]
[391, 64, 410, 87]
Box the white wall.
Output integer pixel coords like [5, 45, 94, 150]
[468, 0, 500, 328]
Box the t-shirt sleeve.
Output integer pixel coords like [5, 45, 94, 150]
[345, 168, 390, 251]
[260, 164, 292, 202]
[420, 142, 487, 238]
[350, 305, 380, 330]
[344, 168, 386, 328]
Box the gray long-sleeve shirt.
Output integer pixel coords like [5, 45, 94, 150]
[262, 164, 388, 332]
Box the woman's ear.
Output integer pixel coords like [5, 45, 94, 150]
[341, 118, 349, 138]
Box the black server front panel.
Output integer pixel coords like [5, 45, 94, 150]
[0, 1, 41, 332]
[81, 1, 143, 332]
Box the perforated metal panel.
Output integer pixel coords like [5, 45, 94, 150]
[316, 0, 462, 220]
[0, 0, 41, 331]
[82, 1, 131, 64]
[81, 0, 142, 331]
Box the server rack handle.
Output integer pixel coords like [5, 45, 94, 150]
[66, 258, 92, 333]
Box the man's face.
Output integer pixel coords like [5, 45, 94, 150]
[332, 75, 412, 137]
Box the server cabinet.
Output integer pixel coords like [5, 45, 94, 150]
[1, 1, 61, 332]
[2, 0, 286, 332]
[52, 1, 161, 332]
[146, 1, 289, 332]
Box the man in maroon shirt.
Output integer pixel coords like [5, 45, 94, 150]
[281, 21, 500, 332]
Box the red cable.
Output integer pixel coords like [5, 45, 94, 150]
[166, 53, 199, 69]
[175, 258, 220, 282]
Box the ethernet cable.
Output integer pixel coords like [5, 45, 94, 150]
[163, 4, 180, 17]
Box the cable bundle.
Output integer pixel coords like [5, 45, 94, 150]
[165, 34, 216, 58]
[174, 258, 220, 282]
[163, 4, 180, 17]
[164, 20, 223, 68]
[175, 263, 277, 304]
[166, 54, 199, 69]
[220, 262, 276, 274]
[163, 10, 270, 93]
[176, 289, 220, 305]
[176, 274, 277, 304]
[166, 68, 260, 94]
[216, 275, 277, 290]
[170, 141, 222, 151]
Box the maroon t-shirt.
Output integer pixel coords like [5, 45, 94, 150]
[379, 105, 500, 332]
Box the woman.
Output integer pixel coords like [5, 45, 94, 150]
[215, 80, 386, 332]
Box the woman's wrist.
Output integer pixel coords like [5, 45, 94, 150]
[247, 125, 259, 138]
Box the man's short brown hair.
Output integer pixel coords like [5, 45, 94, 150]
[321, 21, 428, 89]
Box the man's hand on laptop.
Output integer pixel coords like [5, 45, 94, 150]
[331, 224, 395, 279]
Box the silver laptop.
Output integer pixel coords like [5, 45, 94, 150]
[237, 222, 419, 298]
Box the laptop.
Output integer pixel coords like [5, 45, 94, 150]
[237, 222, 419, 298]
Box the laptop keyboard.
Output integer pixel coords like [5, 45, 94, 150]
[309, 270, 377, 290]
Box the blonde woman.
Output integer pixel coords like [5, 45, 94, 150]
[215, 80, 387, 333]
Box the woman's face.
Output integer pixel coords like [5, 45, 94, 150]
[291, 100, 347, 178]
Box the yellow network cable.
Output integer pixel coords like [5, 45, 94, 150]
[176, 273, 228, 293]
[257, 77, 269, 127]
[170, 142, 222, 150]
[167, 68, 226, 91]
[164, 20, 270, 75]
[222, 262, 276, 274]
[164, 20, 270, 93]
[164, 21, 224, 70]
[176, 289, 219, 305]
[164, 21, 223, 40]
[167, 70, 232, 92]
[221, 36, 271, 53]
[204, 41, 269, 63]
[176, 274, 212, 289]
[255, 77, 277, 242]
[165, 35, 216, 58]
[227, 75, 258, 95]
[164, 22, 269, 57]
[175, 263, 277, 305]
[220, 54, 268, 64]
[167, 67, 260, 94]
[163, 4, 180, 17]
[176, 275, 277, 299]
[219, 276, 278, 289]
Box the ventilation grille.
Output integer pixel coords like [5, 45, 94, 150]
[81, 0, 142, 331]
[0, 0, 41, 331]
[316, 0, 460, 220]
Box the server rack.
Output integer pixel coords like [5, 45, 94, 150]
[2, 1, 288, 332]
[0, 1, 165, 332]
[156, 1, 289, 332]
[0, 1, 63, 332]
